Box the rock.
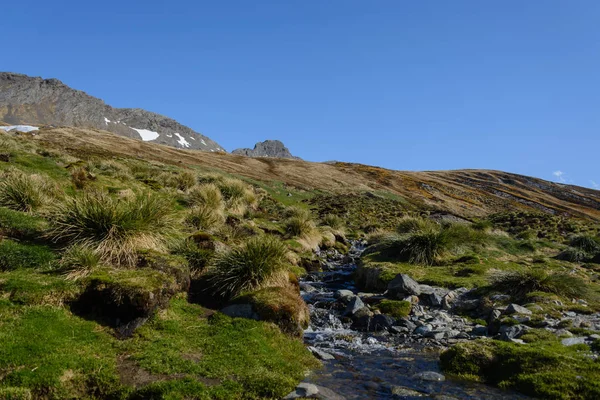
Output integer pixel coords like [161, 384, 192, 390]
[371, 314, 395, 331]
[442, 291, 457, 310]
[343, 296, 366, 317]
[505, 304, 532, 315]
[454, 299, 480, 312]
[470, 325, 488, 336]
[554, 329, 574, 337]
[396, 318, 417, 331]
[308, 346, 335, 361]
[499, 324, 527, 341]
[561, 337, 587, 346]
[490, 294, 511, 302]
[564, 311, 577, 317]
[220, 304, 260, 320]
[488, 309, 502, 322]
[334, 289, 354, 301]
[413, 371, 445, 382]
[387, 274, 421, 298]
[426, 331, 447, 340]
[283, 382, 347, 399]
[300, 283, 318, 293]
[390, 386, 424, 397]
[414, 325, 433, 336]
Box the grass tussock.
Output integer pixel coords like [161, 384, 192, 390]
[49, 190, 176, 266]
[0, 172, 49, 212]
[206, 235, 289, 299]
[186, 183, 224, 210]
[320, 213, 345, 230]
[185, 204, 225, 232]
[59, 245, 101, 281]
[492, 268, 593, 301]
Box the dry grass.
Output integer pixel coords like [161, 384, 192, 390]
[25, 126, 600, 221]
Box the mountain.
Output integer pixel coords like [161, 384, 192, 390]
[232, 140, 301, 159]
[0, 72, 224, 152]
[29, 126, 600, 221]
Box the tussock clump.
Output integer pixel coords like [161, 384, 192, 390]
[185, 204, 225, 232]
[49, 190, 175, 266]
[59, 245, 101, 281]
[70, 166, 95, 189]
[206, 235, 289, 299]
[159, 170, 197, 191]
[187, 183, 224, 210]
[0, 172, 49, 212]
[492, 268, 592, 301]
[320, 213, 345, 230]
[396, 216, 438, 234]
[217, 178, 258, 215]
[283, 206, 311, 220]
[569, 234, 600, 253]
[556, 247, 590, 262]
[284, 216, 317, 238]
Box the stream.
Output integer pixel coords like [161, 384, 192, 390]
[297, 242, 530, 400]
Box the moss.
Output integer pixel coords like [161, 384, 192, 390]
[0, 240, 56, 271]
[441, 340, 600, 400]
[520, 329, 559, 343]
[233, 286, 310, 337]
[124, 298, 319, 398]
[0, 302, 125, 399]
[375, 300, 411, 319]
[0, 270, 81, 306]
[0, 207, 47, 240]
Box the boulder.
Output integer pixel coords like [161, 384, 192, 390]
[561, 337, 587, 346]
[499, 324, 527, 341]
[221, 304, 259, 320]
[343, 296, 367, 317]
[413, 371, 445, 382]
[283, 383, 346, 400]
[505, 304, 532, 315]
[387, 274, 421, 299]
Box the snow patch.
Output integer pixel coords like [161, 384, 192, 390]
[201, 139, 207, 146]
[104, 117, 111, 125]
[189, 136, 195, 140]
[173, 132, 190, 148]
[131, 127, 160, 141]
[166, 134, 172, 137]
[0, 125, 39, 133]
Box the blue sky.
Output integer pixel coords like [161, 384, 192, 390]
[2, 1, 599, 189]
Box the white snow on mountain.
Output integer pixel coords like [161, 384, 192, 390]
[0, 125, 39, 133]
[131, 127, 160, 141]
[174, 132, 190, 148]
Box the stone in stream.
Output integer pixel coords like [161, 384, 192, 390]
[283, 382, 346, 400]
[308, 346, 335, 360]
[413, 325, 432, 336]
[505, 303, 532, 315]
[300, 282, 318, 293]
[390, 386, 425, 397]
[387, 274, 421, 298]
[343, 296, 366, 317]
[412, 371, 446, 382]
[334, 289, 354, 301]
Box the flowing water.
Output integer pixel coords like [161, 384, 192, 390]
[299, 242, 530, 400]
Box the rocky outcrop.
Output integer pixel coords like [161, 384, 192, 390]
[0, 72, 224, 151]
[232, 140, 300, 159]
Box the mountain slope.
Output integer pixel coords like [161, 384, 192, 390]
[233, 139, 301, 159]
[0, 72, 224, 151]
[25, 125, 600, 221]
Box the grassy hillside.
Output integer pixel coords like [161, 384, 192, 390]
[1, 127, 599, 399]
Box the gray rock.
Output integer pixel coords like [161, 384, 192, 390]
[505, 304, 532, 315]
[414, 325, 433, 336]
[471, 325, 488, 336]
[390, 386, 424, 397]
[413, 371, 445, 382]
[499, 324, 527, 341]
[426, 331, 447, 340]
[308, 346, 335, 361]
[343, 296, 366, 317]
[0, 72, 224, 151]
[554, 329, 573, 337]
[387, 274, 421, 298]
[220, 304, 259, 320]
[300, 283, 317, 293]
[232, 139, 301, 160]
[334, 289, 354, 300]
[488, 309, 502, 323]
[283, 383, 347, 399]
[561, 337, 587, 346]
[564, 311, 577, 317]
[490, 294, 511, 302]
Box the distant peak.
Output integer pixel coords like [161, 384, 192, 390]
[232, 139, 300, 160]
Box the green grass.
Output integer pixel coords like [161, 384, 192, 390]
[0, 207, 47, 239]
[283, 215, 317, 238]
[123, 298, 319, 399]
[185, 205, 225, 232]
[0, 269, 81, 306]
[205, 236, 289, 299]
[440, 339, 600, 400]
[0, 301, 125, 399]
[0, 240, 56, 271]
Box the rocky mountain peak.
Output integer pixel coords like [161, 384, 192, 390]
[0, 72, 225, 152]
[232, 140, 300, 159]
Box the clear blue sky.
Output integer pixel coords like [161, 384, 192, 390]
[3, 1, 599, 189]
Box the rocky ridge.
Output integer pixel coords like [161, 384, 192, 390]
[0, 72, 224, 151]
[232, 139, 301, 159]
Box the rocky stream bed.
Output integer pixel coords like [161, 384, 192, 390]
[282, 242, 600, 399]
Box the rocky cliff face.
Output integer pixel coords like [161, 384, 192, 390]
[0, 72, 224, 151]
[232, 140, 300, 159]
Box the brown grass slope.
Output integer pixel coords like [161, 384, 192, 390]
[23, 126, 600, 220]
